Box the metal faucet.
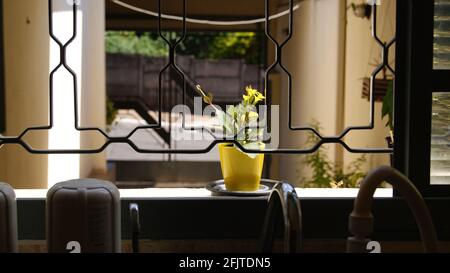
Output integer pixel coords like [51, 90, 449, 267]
[260, 182, 302, 253]
[347, 166, 438, 253]
[129, 182, 302, 253]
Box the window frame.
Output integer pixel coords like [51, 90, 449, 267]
[395, 0, 450, 197]
[0, 0, 5, 133]
[15, 196, 450, 242]
[9, 0, 450, 244]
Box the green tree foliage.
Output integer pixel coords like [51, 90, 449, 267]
[180, 32, 261, 64]
[381, 80, 394, 131]
[299, 120, 367, 188]
[106, 97, 118, 127]
[106, 31, 263, 64]
[105, 31, 168, 57]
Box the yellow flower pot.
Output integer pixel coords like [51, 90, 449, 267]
[218, 143, 264, 191]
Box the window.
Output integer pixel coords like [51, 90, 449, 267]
[104, 31, 267, 188]
[434, 0, 450, 70]
[431, 1, 450, 185]
[103, 1, 395, 191]
[4, 0, 450, 249]
[396, 0, 450, 196]
[431, 92, 450, 185]
[0, 0, 5, 133]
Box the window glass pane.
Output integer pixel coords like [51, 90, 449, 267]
[431, 92, 450, 184]
[434, 0, 450, 69]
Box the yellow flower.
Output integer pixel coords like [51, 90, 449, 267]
[243, 86, 265, 105]
[330, 181, 344, 188]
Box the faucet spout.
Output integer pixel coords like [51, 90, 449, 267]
[347, 166, 438, 253]
[260, 182, 302, 253]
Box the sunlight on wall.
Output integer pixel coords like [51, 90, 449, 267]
[342, 0, 395, 171]
[47, 2, 83, 187]
[276, 0, 345, 184]
[0, 0, 49, 188]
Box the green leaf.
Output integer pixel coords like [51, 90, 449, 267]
[203, 92, 213, 105]
[381, 80, 394, 130]
[300, 121, 367, 188]
[242, 142, 265, 158]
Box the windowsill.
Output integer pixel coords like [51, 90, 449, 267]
[14, 187, 450, 241]
[14, 187, 393, 200]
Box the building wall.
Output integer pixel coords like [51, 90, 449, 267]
[276, 0, 346, 184]
[274, 0, 396, 184]
[342, 0, 396, 171]
[0, 0, 395, 188]
[0, 0, 50, 188]
[79, 0, 107, 179]
[0, 0, 106, 188]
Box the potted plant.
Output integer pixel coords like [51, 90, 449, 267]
[106, 97, 118, 133]
[196, 85, 265, 191]
[361, 62, 394, 102]
[298, 120, 367, 188]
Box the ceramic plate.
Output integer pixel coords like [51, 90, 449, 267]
[206, 179, 278, 196]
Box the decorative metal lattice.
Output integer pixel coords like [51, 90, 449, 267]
[0, 0, 395, 155]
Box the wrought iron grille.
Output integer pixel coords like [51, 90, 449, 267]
[0, 0, 395, 155]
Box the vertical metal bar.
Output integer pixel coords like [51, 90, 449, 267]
[0, 0, 5, 134]
[180, 0, 186, 108]
[0, 0, 395, 155]
[369, 4, 378, 129]
[69, 2, 79, 129]
[47, 0, 58, 129]
[263, 0, 274, 141]
[158, 0, 165, 127]
[264, 0, 272, 102]
[172, 0, 187, 133]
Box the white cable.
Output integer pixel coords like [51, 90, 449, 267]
[111, 0, 302, 26]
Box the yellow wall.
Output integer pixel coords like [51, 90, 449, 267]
[0, 0, 106, 188]
[0, 0, 49, 188]
[79, 0, 107, 178]
[276, 0, 346, 184]
[0, 0, 395, 188]
[274, 0, 396, 184]
[342, 0, 396, 170]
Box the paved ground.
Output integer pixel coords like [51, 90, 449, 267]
[107, 110, 220, 162]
